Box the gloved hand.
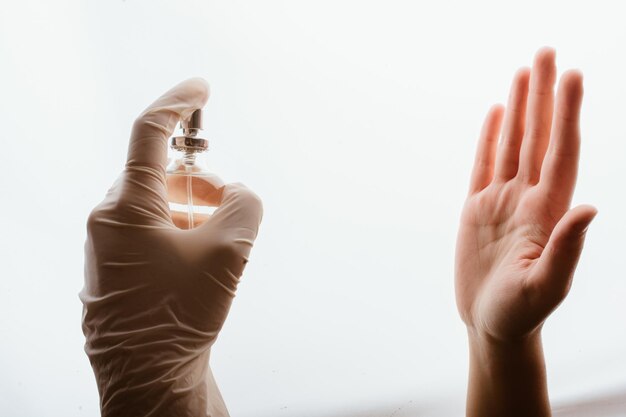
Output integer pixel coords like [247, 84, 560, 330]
[80, 78, 263, 417]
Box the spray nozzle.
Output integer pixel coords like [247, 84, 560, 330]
[171, 109, 208, 152]
[181, 109, 203, 137]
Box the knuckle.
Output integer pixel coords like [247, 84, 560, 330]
[526, 126, 548, 140]
[131, 115, 148, 135]
[208, 238, 244, 266]
[130, 113, 166, 141]
[86, 205, 106, 235]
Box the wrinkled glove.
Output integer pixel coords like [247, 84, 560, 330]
[80, 78, 263, 417]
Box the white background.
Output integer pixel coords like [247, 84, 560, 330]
[2, 1, 626, 416]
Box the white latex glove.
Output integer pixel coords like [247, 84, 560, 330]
[80, 78, 263, 417]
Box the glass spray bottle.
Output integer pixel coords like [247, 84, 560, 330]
[166, 109, 224, 229]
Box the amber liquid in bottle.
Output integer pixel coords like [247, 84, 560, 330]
[165, 110, 224, 229]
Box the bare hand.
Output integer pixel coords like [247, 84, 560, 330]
[455, 48, 596, 343]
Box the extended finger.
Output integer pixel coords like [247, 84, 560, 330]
[538, 70, 584, 208]
[518, 48, 556, 183]
[469, 104, 504, 194]
[494, 67, 530, 180]
[117, 78, 210, 224]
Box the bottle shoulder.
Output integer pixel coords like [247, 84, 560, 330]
[166, 158, 209, 175]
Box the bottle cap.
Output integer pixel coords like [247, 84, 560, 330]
[170, 109, 209, 151]
[181, 109, 202, 136]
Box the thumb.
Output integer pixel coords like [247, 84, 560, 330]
[178, 183, 263, 292]
[207, 183, 264, 243]
[530, 204, 597, 307]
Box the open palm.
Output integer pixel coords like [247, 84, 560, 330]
[455, 48, 596, 342]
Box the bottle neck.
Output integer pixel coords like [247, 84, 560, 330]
[182, 149, 198, 166]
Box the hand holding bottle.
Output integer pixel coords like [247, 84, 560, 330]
[455, 48, 596, 416]
[80, 78, 263, 417]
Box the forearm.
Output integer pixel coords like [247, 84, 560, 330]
[466, 329, 551, 417]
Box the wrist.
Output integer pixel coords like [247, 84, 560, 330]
[466, 328, 551, 417]
[467, 326, 544, 358]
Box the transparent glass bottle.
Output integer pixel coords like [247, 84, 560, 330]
[166, 109, 224, 229]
